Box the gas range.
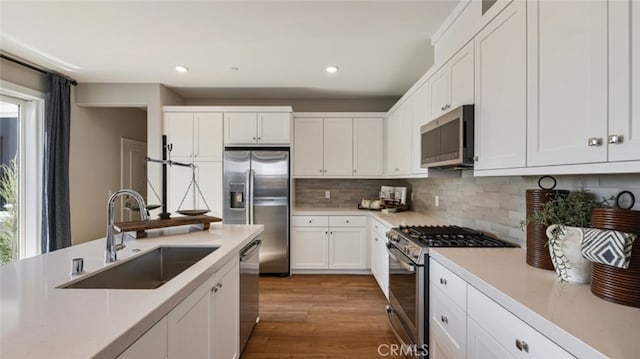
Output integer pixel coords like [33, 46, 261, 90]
[386, 225, 516, 265]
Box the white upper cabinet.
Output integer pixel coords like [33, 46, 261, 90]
[526, 0, 608, 166]
[353, 118, 384, 176]
[165, 112, 223, 162]
[386, 104, 412, 176]
[224, 112, 291, 145]
[293, 118, 325, 176]
[430, 42, 474, 120]
[609, 1, 640, 162]
[293, 115, 384, 178]
[323, 118, 353, 176]
[411, 81, 430, 175]
[474, 0, 527, 170]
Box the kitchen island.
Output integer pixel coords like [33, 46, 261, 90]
[0, 224, 263, 358]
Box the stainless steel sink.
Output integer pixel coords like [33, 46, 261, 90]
[61, 246, 218, 289]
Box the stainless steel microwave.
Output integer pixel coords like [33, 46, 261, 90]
[420, 105, 474, 169]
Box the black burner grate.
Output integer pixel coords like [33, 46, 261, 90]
[397, 225, 516, 248]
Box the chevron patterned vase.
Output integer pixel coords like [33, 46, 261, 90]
[546, 225, 592, 284]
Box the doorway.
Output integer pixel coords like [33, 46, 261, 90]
[120, 138, 147, 221]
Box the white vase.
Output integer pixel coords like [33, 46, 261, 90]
[546, 225, 592, 284]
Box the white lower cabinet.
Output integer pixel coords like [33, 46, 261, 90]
[118, 317, 168, 359]
[211, 255, 240, 359]
[467, 317, 515, 359]
[291, 216, 367, 271]
[370, 218, 390, 299]
[168, 275, 212, 358]
[429, 260, 467, 359]
[122, 255, 239, 359]
[467, 286, 574, 359]
[430, 258, 575, 359]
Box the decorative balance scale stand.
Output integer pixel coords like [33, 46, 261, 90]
[114, 135, 221, 238]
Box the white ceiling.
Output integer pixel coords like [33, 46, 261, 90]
[0, 1, 457, 99]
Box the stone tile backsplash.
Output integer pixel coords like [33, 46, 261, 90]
[294, 179, 408, 208]
[407, 172, 640, 245]
[294, 173, 640, 246]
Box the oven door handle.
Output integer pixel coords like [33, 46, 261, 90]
[387, 245, 416, 273]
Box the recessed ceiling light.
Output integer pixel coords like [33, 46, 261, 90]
[230, 66, 240, 71]
[175, 66, 189, 73]
[326, 65, 339, 74]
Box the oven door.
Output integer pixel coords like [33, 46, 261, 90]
[386, 243, 426, 356]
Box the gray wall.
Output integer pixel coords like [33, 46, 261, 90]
[69, 89, 147, 244]
[184, 97, 398, 112]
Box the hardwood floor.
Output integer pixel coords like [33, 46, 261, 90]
[241, 274, 399, 358]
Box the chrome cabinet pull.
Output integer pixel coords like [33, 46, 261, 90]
[608, 135, 623, 144]
[515, 339, 529, 353]
[587, 137, 603, 146]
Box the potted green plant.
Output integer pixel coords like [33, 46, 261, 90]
[522, 190, 601, 283]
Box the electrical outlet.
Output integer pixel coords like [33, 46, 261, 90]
[325, 191, 331, 199]
[411, 192, 415, 202]
[435, 195, 439, 207]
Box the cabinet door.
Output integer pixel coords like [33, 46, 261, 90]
[197, 162, 223, 218]
[195, 112, 223, 161]
[165, 112, 195, 161]
[353, 118, 384, 176]
[258, 112, 291, 144]
[370, 223, 389, 299]
[527, 0, 608, 166]
[211, 256, 240, 359]
[450, 42, 474, 109]
[168, 278, 212, 359]
[118, 317, 168, 359]
[291, 227, 329, 269]
[224, 113, 258, 144]
[386, 104, 412, 175]
[430, 65, 451, 120]
[329, 227, 367, 269]
[323, 118, 353, 176]
[474, 0, 527, 170]
[411, 82, 430, 174]
[430, 287, 466, 359]
[168, 163, 194, 214]
[467, 318, 515, 359]
[609, 1, 640, 161]
[293, 118, 325, 176]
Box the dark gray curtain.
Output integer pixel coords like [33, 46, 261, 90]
[41, 73, 71, 253]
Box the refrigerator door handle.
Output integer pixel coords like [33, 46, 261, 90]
[245, 169, 251, 225]
[249, 169, 255, 224]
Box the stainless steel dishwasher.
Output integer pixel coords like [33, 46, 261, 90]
[239, 239, 261, 354]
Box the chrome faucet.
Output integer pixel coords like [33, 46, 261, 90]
[105, 189, 149, 263]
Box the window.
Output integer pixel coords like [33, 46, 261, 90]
[0, 81, 44, 263]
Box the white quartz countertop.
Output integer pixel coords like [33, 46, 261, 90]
[0, 224, 263, 359]
[430, 247, 640, 359]
[292, 207, 442, 228]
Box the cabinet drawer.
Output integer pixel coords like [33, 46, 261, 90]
[430, 286, 467, 359]
[329, 216, 366, 227]
[468, 286, 574, 358]
[370, 218, 390, 237]
[430, 258, 467, 310]
[291, 216, 329, 227]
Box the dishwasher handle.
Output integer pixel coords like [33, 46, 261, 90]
[240, 239, 262, 262]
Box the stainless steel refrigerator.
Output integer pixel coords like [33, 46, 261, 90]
[223, 149, 290, 275]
